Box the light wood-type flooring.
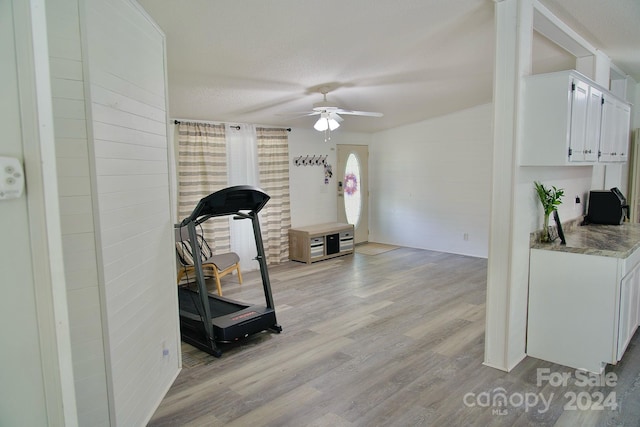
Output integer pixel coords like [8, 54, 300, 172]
[149, 247, 640, 426]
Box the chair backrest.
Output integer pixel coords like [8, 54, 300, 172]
[175, 226, 213, 266]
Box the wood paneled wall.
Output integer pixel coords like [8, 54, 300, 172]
[83, 1, 179, 424]
[48, 0, 180, 424]
[47, 0, 110, 424]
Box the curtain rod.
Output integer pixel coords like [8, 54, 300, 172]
[173, 119, 291, 132]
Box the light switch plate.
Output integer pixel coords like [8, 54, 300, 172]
[0, 157, 25, 200]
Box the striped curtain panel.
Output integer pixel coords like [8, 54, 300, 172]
[256, 127, 291, 264]
[177, 122, 230, 253]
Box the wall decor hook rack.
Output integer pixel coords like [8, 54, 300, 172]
[293, 154, 328, 167]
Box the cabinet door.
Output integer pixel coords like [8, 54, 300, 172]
[599, 96, 617, 162]
[583, 86, 602, 162]
[615, 102, 631, 162]
[618, 267, 640, 360]
[600, 97, 630, 163]
[568, 79, 589, 162]
[634, 274, 640, 335]
[632, 264, 640, 336]
[528, 249, 620, 372]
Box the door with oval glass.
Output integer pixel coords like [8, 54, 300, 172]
[337, 144, 369, 244]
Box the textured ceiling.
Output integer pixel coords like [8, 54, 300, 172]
[138, 0, 640, 132]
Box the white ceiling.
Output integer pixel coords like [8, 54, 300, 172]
[138, 0, 640, 133]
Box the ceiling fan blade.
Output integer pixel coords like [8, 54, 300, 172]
[276, 111, 321, 120]
[329, 112, 344, 123]
[335, 109, 384, 117]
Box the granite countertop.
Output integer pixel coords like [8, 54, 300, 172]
[531, 222, 640, 258]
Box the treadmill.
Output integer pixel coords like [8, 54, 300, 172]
[176, 185, 282, 357]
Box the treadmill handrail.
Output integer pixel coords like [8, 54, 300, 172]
[180, 185, 270, 227]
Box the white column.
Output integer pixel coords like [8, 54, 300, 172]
[484, 0, 533, 371]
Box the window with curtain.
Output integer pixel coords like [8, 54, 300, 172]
[176, 122, 291, 268]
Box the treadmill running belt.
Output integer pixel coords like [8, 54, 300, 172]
[177, 287, 278, 344]
[178, 287, 247, 317]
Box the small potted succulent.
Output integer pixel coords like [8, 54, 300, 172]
[534, 181, 564, 242]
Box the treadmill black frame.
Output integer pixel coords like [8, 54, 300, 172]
[177, 185, 282, 356]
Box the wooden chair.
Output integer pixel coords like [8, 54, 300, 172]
[175, 228, 242, 296]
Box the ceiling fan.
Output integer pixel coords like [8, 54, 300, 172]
[288, 88, 383, 133]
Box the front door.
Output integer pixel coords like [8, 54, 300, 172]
[337, 145, 369, 244]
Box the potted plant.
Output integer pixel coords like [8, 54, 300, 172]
[534, 181, 564, 242]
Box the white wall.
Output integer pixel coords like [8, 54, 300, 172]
[288, 128, 371, 227]
[2, 0, 78, 424]
[175, 110, 493, 259]
[46, 0, 111, 424]
[369, 104, 493, 258]
[81, 0, 180, 425]
[519, 167, 593, 230]
[2, 1, 182, 421]
[1, 2, 49, 424]
[45, 0, 181, 425]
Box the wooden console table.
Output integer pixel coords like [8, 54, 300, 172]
[288, 223, 354, 264]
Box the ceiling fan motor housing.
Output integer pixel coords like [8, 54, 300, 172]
[312, 101, 338, 111]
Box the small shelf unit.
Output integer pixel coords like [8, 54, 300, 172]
[288, 223, 354, 264]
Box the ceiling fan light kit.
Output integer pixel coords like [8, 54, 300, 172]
[313, 118, 329, 131]
[288, 88, 383, 139]
[314, 112, 340, 132]
[327, 118, 340, 131]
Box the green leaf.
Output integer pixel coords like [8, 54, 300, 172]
[533, 181, 564, 215]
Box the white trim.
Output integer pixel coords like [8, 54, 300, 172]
[484, 352, 526, 372]
[485, 0, 519, 372]
[14, 0, 78, 424]
[485, 0, 533, 372]
[532, 0, 597, 58]
[142, 368, 181, 426]
[158, 1, 182, 372]
[130, 0, 166, 35]
[76, 1, 116, 423]
[610, 61, 628, 80]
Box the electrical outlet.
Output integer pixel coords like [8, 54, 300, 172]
[463, 233, 469, 241]
[162, 341, 170, 361]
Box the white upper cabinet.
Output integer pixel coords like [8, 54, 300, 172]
[519, 70, 630, 166]
[600, 97, 631, 163]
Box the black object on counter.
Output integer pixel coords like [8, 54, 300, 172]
[554, 210, 566, 244]
[585, 188, 629, 225]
